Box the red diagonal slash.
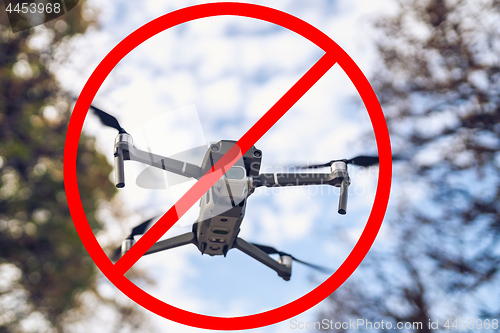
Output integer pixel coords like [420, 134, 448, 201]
[114, 51, 337, 275]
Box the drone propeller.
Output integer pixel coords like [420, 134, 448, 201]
[295, 155, 384, 169]
[89, 104, 127, 134]
[251, 243, 331, 274]
[111, 217, 156, 261]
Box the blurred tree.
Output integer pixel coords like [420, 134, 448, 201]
[320, 0, 500, 331]
[0, 2, 148, 332]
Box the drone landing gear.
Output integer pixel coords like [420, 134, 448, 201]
[233, 237, 291, 281]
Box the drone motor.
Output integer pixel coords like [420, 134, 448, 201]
[279, 255, 293, 268]
[330, 161, 351, 215]
[121, 238, 135, 257]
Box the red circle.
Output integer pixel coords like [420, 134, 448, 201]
[64, 2, 392, 330]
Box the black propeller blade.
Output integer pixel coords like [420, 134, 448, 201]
[346, 155, 380, 167]
[251, 243, 332, 274]
[111, 217, 156, 261]
[129, 217, 155, 237]
[89, 104, 127, 134]
[295, 155, 383, 169]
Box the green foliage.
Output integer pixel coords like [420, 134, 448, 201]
[0, 3, 127, 331]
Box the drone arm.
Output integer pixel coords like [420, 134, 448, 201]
[254, 173, 342, 188]
[144, 232, 196, 256]
[255, 163, 351, 214]
[233, 237, 291, 281]
[113, 137, 203, 188]
[126, 144, 203, 178]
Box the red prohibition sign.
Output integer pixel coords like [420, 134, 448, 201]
[64, 2, 392, 330]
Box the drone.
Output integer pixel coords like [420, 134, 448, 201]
[89, 105, 381, 281]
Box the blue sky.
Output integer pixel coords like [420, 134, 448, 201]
[51, 0, 398, 331]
